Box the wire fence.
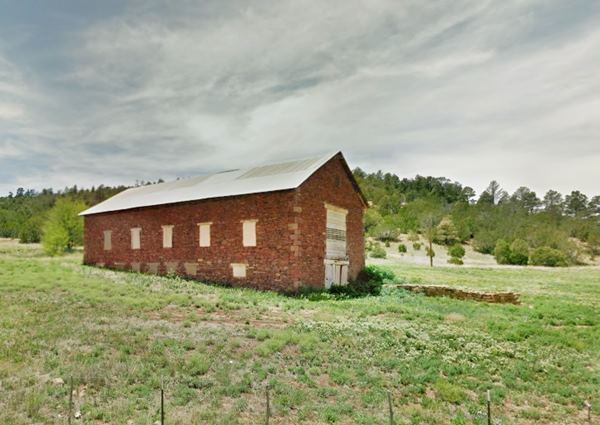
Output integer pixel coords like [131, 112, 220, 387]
[51, 377, 593, 425]
[2, 375, 595, 424]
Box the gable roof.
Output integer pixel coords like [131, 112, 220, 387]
[80, 151, 366, 216]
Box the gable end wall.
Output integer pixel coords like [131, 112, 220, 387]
[291, 154, 365, 286]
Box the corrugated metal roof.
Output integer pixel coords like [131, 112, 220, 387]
[80, 151, 341, 216]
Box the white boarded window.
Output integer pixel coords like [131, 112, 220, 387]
[103, 230, 112, 251]
[325, 204, 347, 258]
[198, 222, 211, 247]
[131, 227, 141, 250]
[242, 220, 257, 247]
[231, 263, 247, 278]
[162, 225, 173, 248]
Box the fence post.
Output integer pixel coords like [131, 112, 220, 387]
[487, 389, 491, 425]
[68, 377, 73, 425]
[265, 384, 271, 425]
[584, 401, 592, 423]
[387, 391, 394, 425]
[160, 386, 165, 425]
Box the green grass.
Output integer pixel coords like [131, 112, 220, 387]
[0, 240, 599, 424]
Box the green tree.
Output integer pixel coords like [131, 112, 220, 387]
[435, 217, 459, 245]
[511, 187, 540, 213]
[41, 199, 86, 256]
[542, 190, 564, 215]
[363, 208, 383, 235]
[565, 191, 589, 217]
[478, 181, 507, 205]
[18, 215, 45, 243]
[420, 213, 441, 267]
[589, 195, 600, 217]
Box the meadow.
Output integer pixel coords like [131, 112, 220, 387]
[0, 239, 598, 424]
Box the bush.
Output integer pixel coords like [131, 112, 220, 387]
[447, 257, 464, 265]
[447, 243, 465, 266]
[359, 265, 395, 283]
[509, 239, 529, 265]
[447, 244, 465, 259]
[385, 241, 390, 248]
[41, 224, 70, 256]
[494, 240, 511, 264]
[529, 247, 568, 267]
[370, 243, 387, 259]
[329, 265, 395, 297]
[412, 242, 422, 251]
[397, 243, 407, 254]
[408, 231, 420, 242]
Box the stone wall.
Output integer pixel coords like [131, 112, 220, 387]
[397, 284, 521, 304]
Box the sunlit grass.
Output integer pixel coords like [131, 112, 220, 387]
[0, 241, 598, 424]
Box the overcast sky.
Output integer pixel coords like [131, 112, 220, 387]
[1, 0, 599, 198]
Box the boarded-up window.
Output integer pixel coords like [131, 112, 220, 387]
[103, 230, 112, 251]
[162, 225, 173, 248]
[198, 222, 211, 247]
[325, 204, 347, 258]
[231, 263, 247, 278]
[242, 220, 257, 247]
[324, 260, 349, 288]
[131, 227, 141, 250]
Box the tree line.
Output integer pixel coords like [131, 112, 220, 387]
[1, 172, 599, 265]
[354, 169, 600, 266]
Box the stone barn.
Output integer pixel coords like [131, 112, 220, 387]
[80, 152, 367, 291]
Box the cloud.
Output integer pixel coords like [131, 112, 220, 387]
[1, 0, 599, 197]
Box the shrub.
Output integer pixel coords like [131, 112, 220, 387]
[447, 244, 465, 259]
[41, 224, 70, 256]
[447, 243, 465, 266]
[385, 241, 390, 248]
[188, 354, 210, 376]
[408, 231, 420, 242]
[397, 243, 407, 254]
[359, 265, 395, 283]
[447, 257, 464, 265]
[494, 239, 511, 264]
[412, 242, 422, 251]
[370, 243, 387, 259]
[529, 247, 568, 267]
[509, 239, 529, 265]
[329, 265, 395, 297]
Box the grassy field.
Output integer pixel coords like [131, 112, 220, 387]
[0, 239, 599, 424]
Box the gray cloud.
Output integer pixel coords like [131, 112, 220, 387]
[1, 0, 599, 197]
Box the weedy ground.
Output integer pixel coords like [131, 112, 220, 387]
[0, 239, 598, 424]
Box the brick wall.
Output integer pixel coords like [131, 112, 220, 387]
[83, 154, 365, 291]
[292, 154, 366, 286]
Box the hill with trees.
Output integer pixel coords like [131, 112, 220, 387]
[353, 168, 600, 266]
[0, 185, 130, 245]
